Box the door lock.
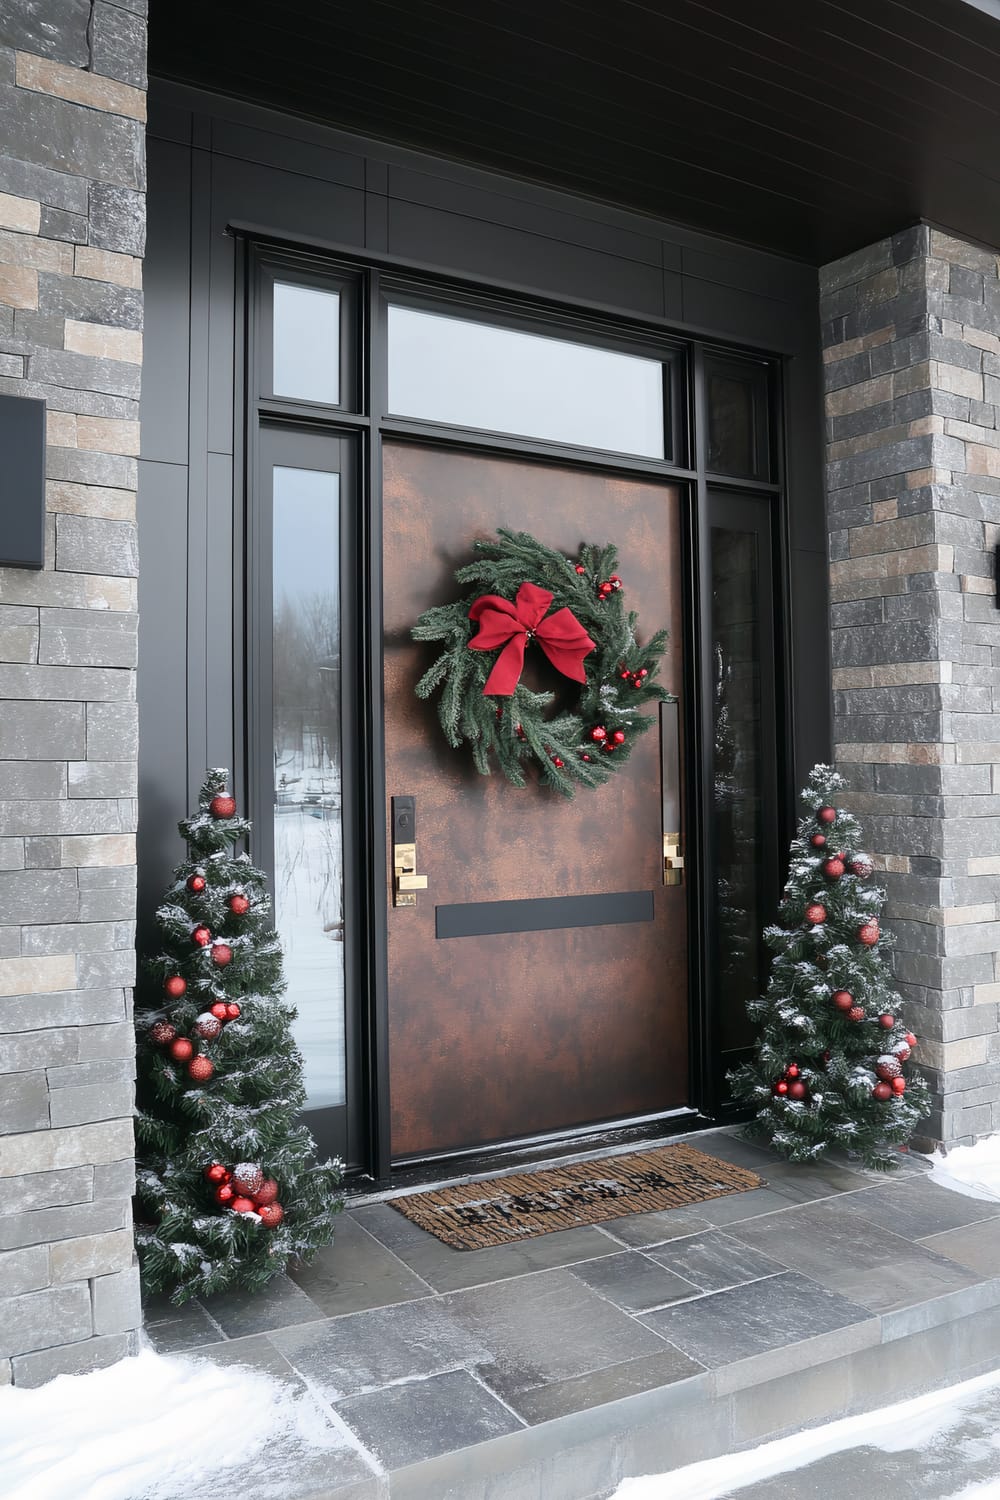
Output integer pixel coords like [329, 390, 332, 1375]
[663, 833, 684, 885]
[392, 796, 428, 908]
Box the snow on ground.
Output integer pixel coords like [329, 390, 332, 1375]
[0, 1346, 363, 1500]
[613, 1363, 1000, 1499]
[927, 1134, 1000, 1203]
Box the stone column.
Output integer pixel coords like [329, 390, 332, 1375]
[822, 225, 1000, 1150]
[0, 4, 146, 1382]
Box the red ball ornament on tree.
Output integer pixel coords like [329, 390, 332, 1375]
[612, 730, 626, 746]
[810, 833, 827, 849]
[231, 1162, 264, 1198]
[164, 975, 186, 1000]
[211, 943, 232, 968]
[258, 1203, 284, 1229]
[892, 1077, 907, 1095]
[205, 1163, 230, 1185]
[209, 794, 236, 819]
[551, 756, 564, 769]
[876, 1055, 902, 1081]
[214, 1182, 234, 1205]
[788, 1080, 808, 1100]
[817, 806, 837, 825]
[254, 1178, 279, 1207]
[227, 893, 250, 917]
[210, 1002, 229, 1020]
[786, 1064, 799, 1079]
[822, 858, 845, 881]
[857, 921, 880, 947]
[150, 1021, 177, 1046]
[188, 1055, 214, 1083]
[832, 990, 853, 1012]
[879, 1013, 895, 1030]
[590, 726, 607, 743]
[230, 1196, 257, 1215]
[848, 1005, 866, 1023]
[187, 873, 206, 894]
[893, 1042, 911, 1063]
[774, 1080, 789, 1095]
[192, 926, 211, 947]
[848, 857, 873, 879]
[574, 563, 586, 575]
[873, 1081, 893, 1102]
[169, 1037, 194, 1062]
[905, 1032, 917, 1048]
[805, 903, 827, 925]
[195, 1012, 222, 1041]
[225, 1002, 241, 1020]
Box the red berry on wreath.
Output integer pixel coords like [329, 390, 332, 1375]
[230, 1196, 257, 1215]
[210, 1001, 228, 1020]
[225, 1002, 241, 1020]
[258, 1202, 284, 1228]
[150, 1020, 177, 1046]
[551, 756, 564, 768]
[788, 1080, 807, 1100]
[810, 833, 826, 849]
[873, 1081, 893, 1102]
[164, 975, 186, 999]
[581, 753, 592, 762]
[211, 943, 232, 967]
[638, 668, 648, 678]
[169, 1037, 194, 1062]
[822, 858, 845, 880]
[205, 1163, 230, 1184]
[620, 670, 632, 681]
[857, 921, 880, 946]
[188, 1055, 214, 1083]
[254, 1178, 279, 1207]
[892, 1077, 907, 1095]
[832, 989, 853, 1011]
[817, 806, 837, 825]
[209, 794, 236, 819]
[192, 925, 211, 947]
[612, 730, 626, 745]
[775, 1080, 789, 1095]
[187, 873, 206, 893]
[805, 903, 827, 925]
[848, 1005, 866, 1023]
[228, 893, 250, 916]
[214, 1183, 234, 1205]
[575, 564, 586, 574]
[195, 1012, 222, 1041]
[879, 1013, 895, 1029]
[591, 726, 607, 742]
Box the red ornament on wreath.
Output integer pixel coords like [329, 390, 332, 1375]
[892, 1077, 907, 1095]
[211, 943, 232, 968]
[164, 975, 186, 999]
[774, 1080, 789, 1095]
[231, 1162, 264, 1198]
[879, 1012, 895, 1029]
[876, 1055, 902, 1081]
[258, 1203, 284, 1228]
[227, 893, 250, 916]
[905, 1031, 918, 1047]
[857, 921, 880, 946]
[210, 794, 236, 819]
[788, 1080, 808, 1100]
[805, 903, 827, 925]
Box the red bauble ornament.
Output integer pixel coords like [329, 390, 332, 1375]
[192, 926, 211, 947]
[258, 1203, 284, 1228]
[214, 1183, 234, 1205]
[848, 858, 873, 879]
[789, 1081, 808, 1100]
[612, 730, 626, 745]
[810, 833, 827, 849]
[822, 858, 845, 880]
[786, 1064, 799, 1078]
[805, 903, 827, 925]
[848, 1005, 866, 1023]
[225, 1002, 241, 1020]
[211, 943, 232, 968]
[892, 1077, 907, 1095]
[857, 922, 880, 946]
[164, 975, 186, 1000]
[551, 756, 564, 769]
[775, 1081, 789, 1095]
[231, 1162, 264, 1197]
[150, 1021, 177, 1046]
[210, 794, 236, 819]
[879, 1013, 895, 1030]
[817, 806, 837, 825]
[187, 874, 206, 893]
[254, 1178, 279, 1207]
[169, 1037, 194, 1062]
[574, 564, 586, 575]
[873, 1081, 893, 1102]
[230, 1196, 257, 1215]
[205, 1163, 230, 1184]
[590, 726, 607, 742]
[893, 1042, 911, 1062]
[832, 989, 853, 1012]
[227, 893, 250, 916]
[210, 1002, 228, 1020]
[905, 1032, 917, 1047]
[195, 1012, 222, 1041]
[875, 1055, 902, 1082]
[188, 1055, 214, 1083]
[581, 753, 592, 762]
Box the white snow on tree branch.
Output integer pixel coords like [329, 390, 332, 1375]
[927, 1134, 1000, 1203]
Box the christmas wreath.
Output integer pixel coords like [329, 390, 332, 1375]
[413, 528, 672, 796]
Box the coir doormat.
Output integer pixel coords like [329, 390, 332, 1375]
[389, 1143, 762, 1250]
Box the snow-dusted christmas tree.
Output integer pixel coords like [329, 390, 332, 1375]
[729, 764, 931, 1170]
[134, 769, 343, 1301]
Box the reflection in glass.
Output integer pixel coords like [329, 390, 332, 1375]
[273, 283, 341, 405]
[708, 373, 755, 477]
[272, 466, 344, 1109]
[712, 527, 763, 1053]
[387, 305, 665, 458]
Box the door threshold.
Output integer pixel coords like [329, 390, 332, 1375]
[345, 1108, 726, 1204]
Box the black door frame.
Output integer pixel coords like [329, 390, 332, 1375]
[241, 237, 791, 1186]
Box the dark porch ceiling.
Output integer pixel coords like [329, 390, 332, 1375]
[149, 0, 1000, 265]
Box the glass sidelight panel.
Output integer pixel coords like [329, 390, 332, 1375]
[705, 355, 771, 480]
[273, 283, 341, 404]
[271, 465, 345, 1109]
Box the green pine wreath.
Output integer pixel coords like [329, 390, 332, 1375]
[413, 528, 673, 796]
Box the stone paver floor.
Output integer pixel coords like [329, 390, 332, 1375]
[142, 1129, 1000, 1497]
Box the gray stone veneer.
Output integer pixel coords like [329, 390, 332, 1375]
[822, 225, 1000, 1149]
[0, 2, 146, 1383]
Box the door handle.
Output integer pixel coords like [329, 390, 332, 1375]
[660, 699, 684, 886]
[392, 795, 428, 907]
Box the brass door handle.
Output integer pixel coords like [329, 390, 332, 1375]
[391, 796, 428, 907]
[663, 832, 684, 885]
[660, 700, 684, 887]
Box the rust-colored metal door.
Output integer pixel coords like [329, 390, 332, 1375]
[383, 443, 688, 1158]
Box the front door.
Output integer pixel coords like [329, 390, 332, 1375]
[383, 442, 688, 1159]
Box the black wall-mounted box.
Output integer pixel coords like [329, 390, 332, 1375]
[0, 393, 46, 569]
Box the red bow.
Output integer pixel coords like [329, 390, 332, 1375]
[468, 581, 595, 697]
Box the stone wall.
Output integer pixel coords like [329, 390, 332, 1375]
[0, 2, 146, 1383]
[822, 224, 1000, 1149]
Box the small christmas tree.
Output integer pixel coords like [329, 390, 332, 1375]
[134, 769, 343, 1302]
[729, 764, 931, 1170]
